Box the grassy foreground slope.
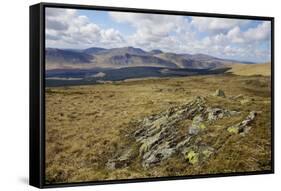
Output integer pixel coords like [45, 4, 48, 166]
[45, 74, 272, 183]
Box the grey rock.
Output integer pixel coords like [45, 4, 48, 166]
[188, 114, 205, 135]
[206, 107, 239, 121]
[142, 142, 176, 168]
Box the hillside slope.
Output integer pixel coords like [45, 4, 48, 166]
[228, 63, 271, 76]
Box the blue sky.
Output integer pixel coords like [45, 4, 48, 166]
[46, 8, 271, 63]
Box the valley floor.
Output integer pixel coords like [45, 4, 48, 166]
[45, 74, 272, 183]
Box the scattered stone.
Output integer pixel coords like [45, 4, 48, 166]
[213, 89, 226, 98]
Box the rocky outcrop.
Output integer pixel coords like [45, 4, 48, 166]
[106, 95, 258, 169]
[134, 96, 207, 167]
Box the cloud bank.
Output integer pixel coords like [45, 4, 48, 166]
[46, 8, 271, 63]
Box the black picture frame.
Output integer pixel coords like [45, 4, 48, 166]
[30, 2, 275, 189]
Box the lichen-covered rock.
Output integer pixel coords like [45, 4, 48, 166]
[142, 142, 176, 167]
[227, 126, 239, 134]
[132, 96, 210, 167]
[139, 130, 163, 156]
[176, 137, 192, 149]
[182, 146, 214, 165]
[206, 107, 239, 121]
[202, 147, 214, 158]
[227, 111, 257, 134]
[188, 114, 206, 135]
[185, 150, 199, 164]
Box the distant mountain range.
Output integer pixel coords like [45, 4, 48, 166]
[46, 46, 254, 70]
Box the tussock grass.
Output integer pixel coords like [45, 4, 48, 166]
[46, 74, 272, 183]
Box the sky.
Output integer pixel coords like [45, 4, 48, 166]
[45, 7, 271, 63]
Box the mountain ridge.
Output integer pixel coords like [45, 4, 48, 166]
[46, 46, 256, 70]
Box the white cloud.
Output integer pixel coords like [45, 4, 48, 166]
[110, 12, 181, 36]
[46, 8, 124, 48]
[244, 21, 271, 41]
[191, 17, 248, 33]
[109, 12, 190, 47]
[225, 21, 271, 44]
[227, 26, 245, 43]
